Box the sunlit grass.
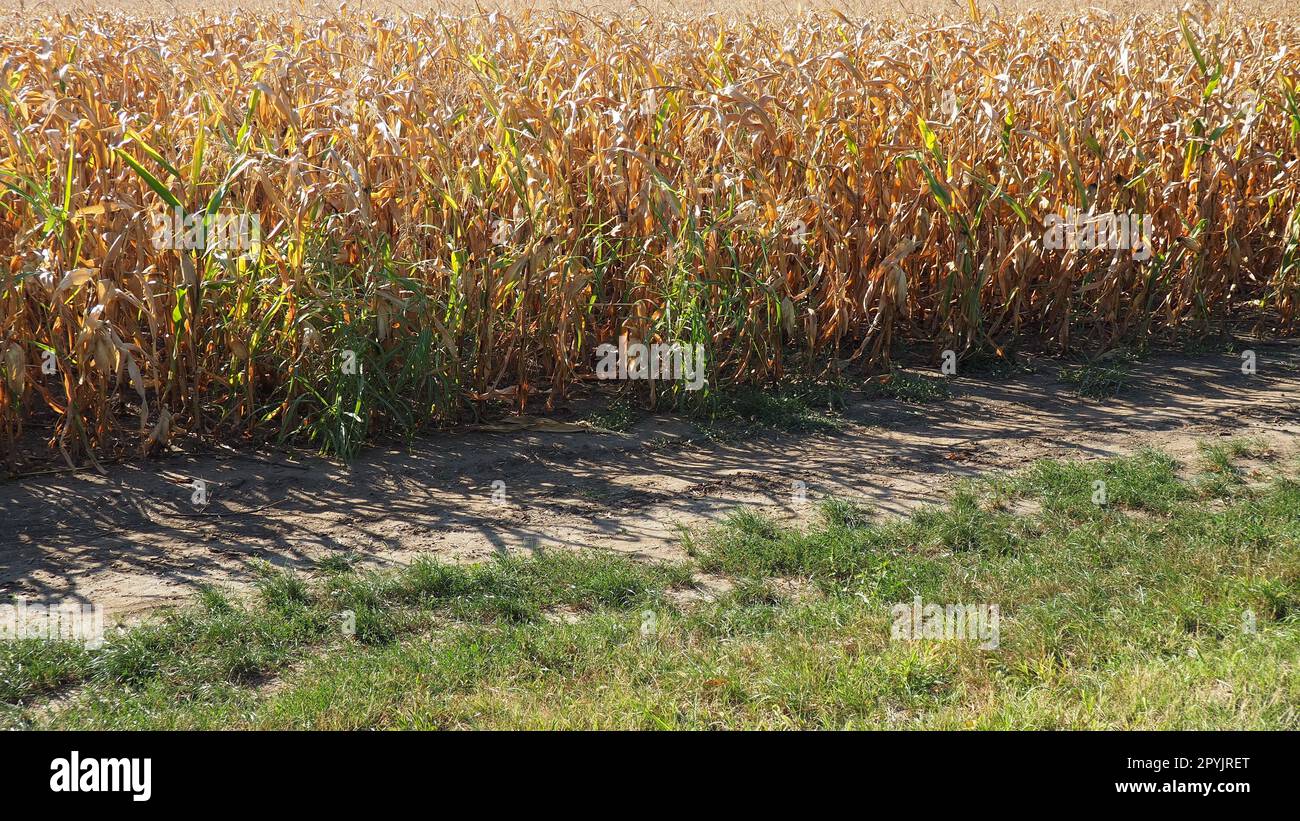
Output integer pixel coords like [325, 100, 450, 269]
[4, 444, 1296, 729]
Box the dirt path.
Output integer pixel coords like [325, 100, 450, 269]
[3, 343, 1298, 621]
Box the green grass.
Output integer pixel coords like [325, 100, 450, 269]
[3, 444, 1297, 729]
[583, 395, 642, 432]
[1195, 438, 1273, 497]
[958, 349, 1037, 379]
[0, 639, 91, 703]
[1010, 447, 1192, 516]
[581, 379, 847, 438]
[1058, 352, 1139, 399]
[694, 380, 847, 438]
[866, 367, 951, 403]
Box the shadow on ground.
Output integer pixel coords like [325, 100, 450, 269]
[2, 343, 1297, 618]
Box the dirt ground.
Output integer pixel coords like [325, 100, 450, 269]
[2, 342, 1298, 622]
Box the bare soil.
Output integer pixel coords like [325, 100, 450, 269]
[3, 343, 1298, 622]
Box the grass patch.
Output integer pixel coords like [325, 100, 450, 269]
[1195, 437, 1276, 497]
[866, 367, 951, 404]
[1011, 448, 1191, 517]
[695, 380, 847, 437]
[0, 639, 91, 704]
[584, 379, 848, 439]
[5, 445, 1297, 730]
[1058, 359, 1134, 399]
[583, 395, 642, 433]
[959, 349, 1037, 379]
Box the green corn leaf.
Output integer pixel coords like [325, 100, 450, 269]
[115, 148, 182, 209]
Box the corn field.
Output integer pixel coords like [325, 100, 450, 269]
[2, 5, 1299, 467]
